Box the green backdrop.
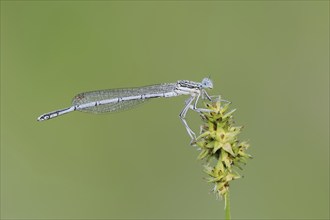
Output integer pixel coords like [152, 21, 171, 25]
[1, 1, 329, 219]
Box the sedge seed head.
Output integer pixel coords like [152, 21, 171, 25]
[193, 98, 251, 198]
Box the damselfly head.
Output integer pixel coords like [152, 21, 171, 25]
[201, 78, 213, 89]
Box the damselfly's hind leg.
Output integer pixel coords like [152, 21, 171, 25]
[179, 96, 197, 142]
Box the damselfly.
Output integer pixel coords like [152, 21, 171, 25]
[37, 78, 214, 141]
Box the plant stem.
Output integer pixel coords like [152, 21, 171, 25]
[225, 191, 231, 220]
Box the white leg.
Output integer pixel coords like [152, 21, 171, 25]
[179, 96, 197, 141]
[189, 105, 213, 114]
[202, 90, 212, 101]
[190, 92, 213, 114]
[193, 92, 201, 109]
[189, 94, 230, 114]
[207, 94, 231, 104]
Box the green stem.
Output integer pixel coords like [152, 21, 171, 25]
[225, 191, 231, 220]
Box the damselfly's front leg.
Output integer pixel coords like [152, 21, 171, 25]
[202, 90, 212, 101]
[203, 92, 231, 104]
[189, 94, 231, 115]
[189, 91, 213, 114]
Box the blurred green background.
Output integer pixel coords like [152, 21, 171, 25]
[1, 1, 328, 219]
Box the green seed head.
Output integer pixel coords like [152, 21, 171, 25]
[193, 97, 252, 198]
